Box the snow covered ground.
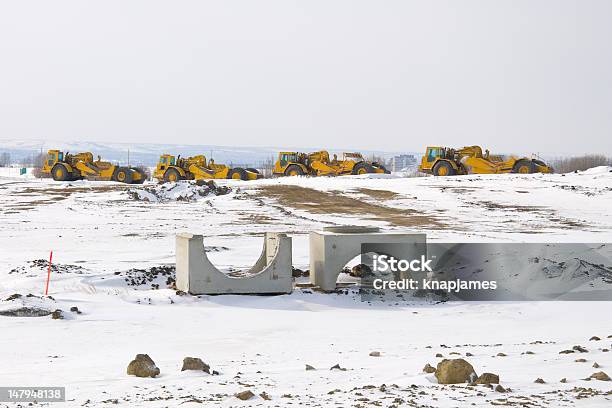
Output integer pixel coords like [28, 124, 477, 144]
[0, 168, 611, 407]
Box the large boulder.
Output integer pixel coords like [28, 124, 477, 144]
[181, 357, 210, 373]
[590, 371, 610, 381]
[350, 264, 372, 277]
[51, 310, 64, 320]
[475, 373, 500, 384]
[127, 354, 160, 378]
[235, 390, 255, 400]
[435, 359, 477, 384]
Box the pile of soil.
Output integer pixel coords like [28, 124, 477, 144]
[127, 180, 231, 203]
[0, 307, 52, 317]
[9, 259, 85, 275]
[114, 265, 176, 289]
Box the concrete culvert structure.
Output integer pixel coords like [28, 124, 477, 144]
[175, 233, 293, 295]
[310, 228, 426, 291]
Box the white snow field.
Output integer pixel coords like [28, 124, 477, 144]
[1, 168, 611, 407]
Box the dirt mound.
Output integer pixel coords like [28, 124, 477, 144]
[0, 307, 52, 317]
[9, 259, 85, 275]
[114, 265, 176, 289]
[127, 180, 231, 203]
[0, 292, 62, 318]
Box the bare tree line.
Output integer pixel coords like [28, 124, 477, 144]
[0, 152, 10, 167]
[0, 151, 46, 168]
[549, 154, 611, 173]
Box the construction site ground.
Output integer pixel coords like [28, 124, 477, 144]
[0, 168, 611, 407]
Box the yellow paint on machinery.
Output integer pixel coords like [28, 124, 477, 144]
[41, 150, 146, 183]
[273, 151, 389, 176]
[153, 154, 261, 182]
[418, 145, 553, 176]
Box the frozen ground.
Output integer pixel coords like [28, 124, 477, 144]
[0, 168, 611, 407]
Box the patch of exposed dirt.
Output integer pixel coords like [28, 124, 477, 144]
[354, 188, 401, 200]
[3, 184, 130, 213]
[474, 200, 547, 213]
[554, 184, 612, 196]
[550, 217, 590, 229]
[255, 185, 444, 228]
[468, 200, 590, 230]
[12, 184, 128, 196]
[2, 197, 71, 213]
[241, 192, 336, 226]
[239, 213, 277, 224]
[436, 186, 481, 194]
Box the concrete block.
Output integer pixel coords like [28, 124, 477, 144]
[176, 233, 293, 295]
[310, 227, 426, 291]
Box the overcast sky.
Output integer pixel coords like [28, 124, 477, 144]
[0, 1, 610, 155]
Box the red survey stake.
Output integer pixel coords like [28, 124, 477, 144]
[44, 251, 53, 296]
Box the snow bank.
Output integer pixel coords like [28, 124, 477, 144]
[578, 165, 612, 175]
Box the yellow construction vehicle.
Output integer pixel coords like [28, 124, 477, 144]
[153, 154, 261, 182]
[341, 152, 390, 175]
[418, 145, 553, 176]
[41, 150, 146, 183]
[273, 151, 389, 176]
